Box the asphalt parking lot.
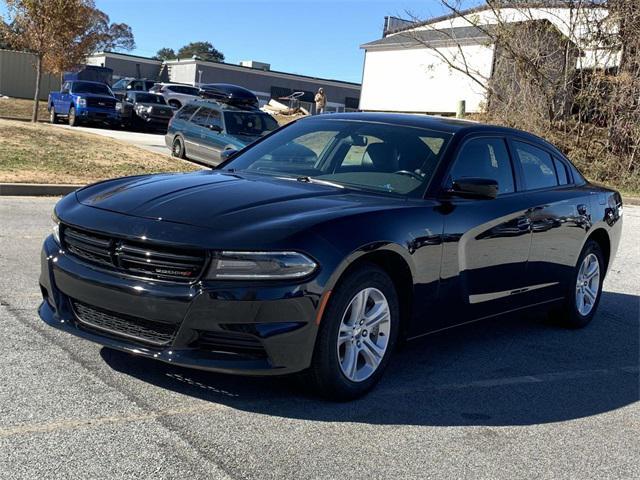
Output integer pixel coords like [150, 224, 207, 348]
[0, 196, 638, 479]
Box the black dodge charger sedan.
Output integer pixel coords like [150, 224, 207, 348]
[39, 113, 623, 400]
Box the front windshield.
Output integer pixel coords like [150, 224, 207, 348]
[73, 82, 112, 95]
[134, 93, 166, 104]
[224, 112, 279, 137]
[222, 119, 452, 197]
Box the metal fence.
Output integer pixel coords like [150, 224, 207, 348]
[0, 49, 60, 100]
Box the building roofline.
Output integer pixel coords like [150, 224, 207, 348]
[88, 51, 163, 65]
[384, 1, 607, 36]
[89, 51, 360, 89]
[164, 57, 361, 89]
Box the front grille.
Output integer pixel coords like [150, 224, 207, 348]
[72, 300, 176, 346]
[62, 225, 206, 283]
[87, 97, 116, 109]
[193, 330, 266, 358]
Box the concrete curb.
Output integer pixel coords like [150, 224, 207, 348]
[0, 183, 82, 196]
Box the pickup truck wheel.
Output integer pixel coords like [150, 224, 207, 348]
[68, 106, 78, 127]
[49, 108, 58, 124]
[172, 137, 185, 159]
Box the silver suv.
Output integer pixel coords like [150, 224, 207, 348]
[149, 83, 200, 109]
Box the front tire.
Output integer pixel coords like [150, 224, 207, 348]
[68, 106, 78, 126]
[552, 240, 605, 328]
[168, 100, 182, 109]
[171, 136, 185, 159]
[308, 264, 399, 401]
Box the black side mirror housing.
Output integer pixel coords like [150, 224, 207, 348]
[450, 178, 499, 200]
[220, 148, 238, 161]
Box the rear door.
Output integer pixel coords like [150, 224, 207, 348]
[434, 135, 533, 330]
[509, 138, 592, 301]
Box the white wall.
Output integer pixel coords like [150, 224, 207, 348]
[418, 6, 617, 69]
[359, 44, 495, 114]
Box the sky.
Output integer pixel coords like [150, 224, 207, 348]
[88, 0, 473, 84]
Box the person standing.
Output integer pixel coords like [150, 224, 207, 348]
[314, 88, 327, 115]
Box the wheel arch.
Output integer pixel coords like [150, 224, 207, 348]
[586, 228, 611, 276]
[324, 245, 415, 339]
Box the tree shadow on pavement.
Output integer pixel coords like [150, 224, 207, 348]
[101, 291, 639, 427]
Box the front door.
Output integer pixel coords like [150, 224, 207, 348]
[188, 106, 224, 164]
[433, 136, 533, 330]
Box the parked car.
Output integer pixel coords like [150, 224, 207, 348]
[165, 99, 279, 165]
[39, 113, 622, 400]
[149, 83, 200, 109]
[111, 78, 156, 100]
[48, 80, 118, 127]
[117, 91, 174, 131]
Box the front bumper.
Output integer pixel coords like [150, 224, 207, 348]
[39, 235, 320, 376]
[77, 107, 119, 123]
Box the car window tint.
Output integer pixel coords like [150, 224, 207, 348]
[207, 109, 222, 128]
[111, 79, 127, 90]
[191, 107, 213, 127]
[554, 157, 569, 185]
[176, 104, 198, 120]
[514, 141, 558, 190]
[450, 138, 515, 194]
[342, 136, 383, 166]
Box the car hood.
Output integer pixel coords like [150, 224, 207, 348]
[78, 94, 116, 100]
[75, 171, 408, 232]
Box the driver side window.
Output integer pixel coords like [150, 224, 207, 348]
[450, 138, 515, 195]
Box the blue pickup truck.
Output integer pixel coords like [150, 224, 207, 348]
[48, 80, 119, 127]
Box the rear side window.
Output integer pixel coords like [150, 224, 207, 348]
[450, 137, 515, 194]
[513, 141, 558, 190]
[554, 157, 569, 185]
[191, 107, 221, 128]
[175, 104, 198, 120]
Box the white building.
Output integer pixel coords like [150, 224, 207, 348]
[359, 1, 614, 114]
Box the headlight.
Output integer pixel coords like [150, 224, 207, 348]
[77, 97, 86, 108]
[115, 102, 122, 111]
[147, 106, 153, 113]
[51, 212, 60, 244]
[207, 251, 317, 280]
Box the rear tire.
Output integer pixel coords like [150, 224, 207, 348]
[172, 136, 185, 159]
[308, 264, 399, 401]
[168, 100, 182, 109]
[68, 106, 78, 126]
[550, 239, 605, 329]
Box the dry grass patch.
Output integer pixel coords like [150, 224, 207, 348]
[0, 119, 199, 184]
[0, 97, 49, 121]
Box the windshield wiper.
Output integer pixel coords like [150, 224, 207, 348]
[296, 176, 344, 189]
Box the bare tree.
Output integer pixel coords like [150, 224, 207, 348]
[397, 0, 638, 190]
[2, 0, 135, 122]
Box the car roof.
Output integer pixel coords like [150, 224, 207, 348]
[188, 98, 263, 113]
[317, 112, 561, 154]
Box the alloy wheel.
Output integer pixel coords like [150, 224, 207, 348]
[576, 253, 600, 316]
[337, 287, 391, 382]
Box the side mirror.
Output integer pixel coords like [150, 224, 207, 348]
[450, 178, 499, 200]
[207, 124, 222, 133]
[221, 148, 238, 161]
